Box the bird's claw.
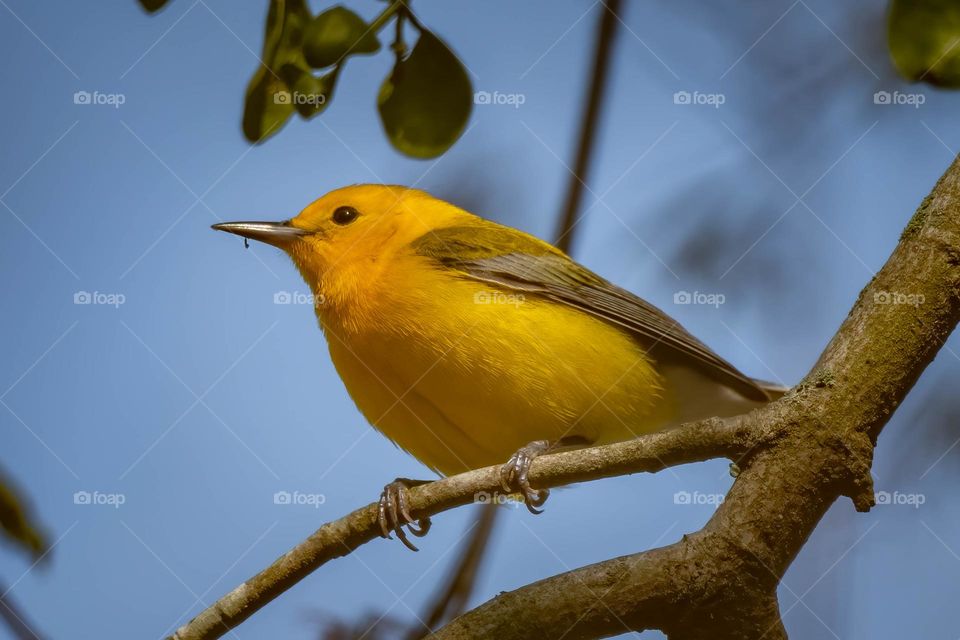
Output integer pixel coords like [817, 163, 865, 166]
[499, 440, 552, 514]
[378, 478, 432, 551]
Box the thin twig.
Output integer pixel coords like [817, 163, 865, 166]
[0, 579, 45, 640]
[554, 0, 622, 254]
[406, 504, 499, 639]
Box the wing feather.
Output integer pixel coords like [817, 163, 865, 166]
[412, 223, 772, 402]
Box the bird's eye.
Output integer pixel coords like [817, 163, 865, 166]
[332, 206, 359, 225]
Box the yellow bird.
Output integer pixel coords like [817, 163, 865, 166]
[214, 184, 784, 549]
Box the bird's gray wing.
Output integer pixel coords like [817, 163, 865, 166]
[412, 223, 772, 402]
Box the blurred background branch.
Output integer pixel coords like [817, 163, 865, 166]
[0, 578, 47, 640]
[403, 503, 498, 639]
[553, 0, 621, 254]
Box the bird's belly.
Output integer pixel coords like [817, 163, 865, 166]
[325, 286, 675, 476]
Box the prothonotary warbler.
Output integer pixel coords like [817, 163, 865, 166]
[214, 184, 786, 550]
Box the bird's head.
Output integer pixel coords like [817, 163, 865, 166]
[213, 184, 466, 315]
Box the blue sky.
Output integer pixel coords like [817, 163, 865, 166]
[2, 1, 960, 638]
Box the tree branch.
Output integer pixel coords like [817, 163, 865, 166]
[430, 155, 960, 639]
[0, 579, 46, 640]
[168, 416, 750, 640]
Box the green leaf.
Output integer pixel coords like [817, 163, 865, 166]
[243, 68, 296, 143]
[242, 0, 312, 143]
[0, 474, 45, 559]
[281, 64, 337, 119]
[138, 0, 170, 13]
[889, 0, 960, 87]
[377, 30, 472, 158]
[303, 5, 381, 69]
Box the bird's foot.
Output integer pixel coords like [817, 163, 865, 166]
[499, 440, 554, 514]
[378, 477, 433, 551]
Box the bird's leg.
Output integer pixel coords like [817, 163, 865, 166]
[499, 436, 590, 514]
[500, 440, 552, 514]
[378, 477, 433, 551]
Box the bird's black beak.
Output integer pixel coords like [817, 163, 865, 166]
[211, 221, 308, 249]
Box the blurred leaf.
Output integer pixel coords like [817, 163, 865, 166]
[303, 5, 380, 69]
[0, 475, 45, 559]
[242, 0, 312, 143]
[378, 30, 472, 158]
[281, 64, 337, 119]
[243, 71, 295, 143]
[888, 0, 960, 86]
[138, 0, 169, 13]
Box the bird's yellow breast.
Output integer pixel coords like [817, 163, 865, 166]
[317, 251, 676, 476]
